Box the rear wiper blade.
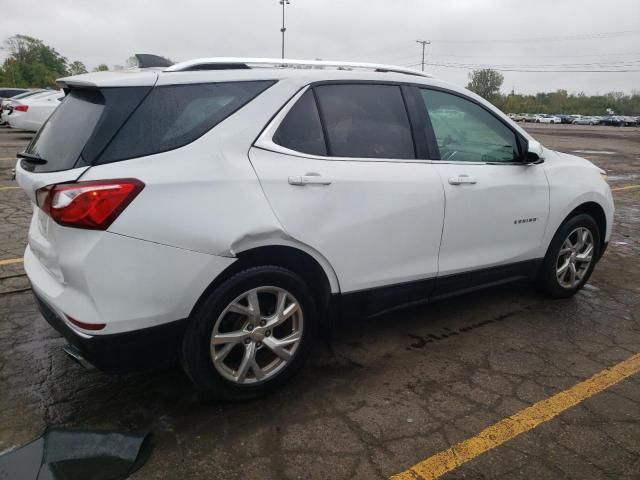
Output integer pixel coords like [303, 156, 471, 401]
[17, 152, 48, 164]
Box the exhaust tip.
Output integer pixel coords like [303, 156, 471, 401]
[63, 344, 95, 370]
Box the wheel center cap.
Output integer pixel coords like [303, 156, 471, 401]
[570, 252, 577, 262]
[250, 328, 266, 342]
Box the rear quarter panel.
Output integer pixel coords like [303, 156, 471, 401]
[78, 79, 302, 258]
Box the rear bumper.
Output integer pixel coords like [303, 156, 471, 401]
[34, 290, 188, 373]
[24, 231, 235, 335]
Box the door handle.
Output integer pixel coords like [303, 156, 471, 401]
[448, 174, 477, 185]
[288, 174, 332, 186]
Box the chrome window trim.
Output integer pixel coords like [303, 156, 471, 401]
[254, 84, 528, 167]
[255, 85, 430, 164]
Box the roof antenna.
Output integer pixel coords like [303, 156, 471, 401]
[134, 54, 174, 68]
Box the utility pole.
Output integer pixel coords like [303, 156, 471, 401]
[280, 0, 290, 59]
[416, 39, 430, 71]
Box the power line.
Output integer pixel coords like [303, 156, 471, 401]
[422, 59, 640, 68]
[384, 51, 640, 64]
[420, 62, 640, 73]
[429, 29, 640, 44]
[401, 59, 640, 69]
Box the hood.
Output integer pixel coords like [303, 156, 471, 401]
[551, 150, 606, 174]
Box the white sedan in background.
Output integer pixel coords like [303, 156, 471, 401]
[8, 90, 64, 132]
[537, 115, 562, 124]
[0, 90, 47, 124]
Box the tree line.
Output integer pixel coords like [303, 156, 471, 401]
[467, 68, 640, 115]
[0, 35, 87, 88]
[0, 34, 134, 88]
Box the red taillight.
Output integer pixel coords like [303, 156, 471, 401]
[66, 314, 106, 331]
[14, 104, 28, 112]
[36, 179, 144, 230]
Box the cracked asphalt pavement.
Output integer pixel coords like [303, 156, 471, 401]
[1, 124, 639, 479]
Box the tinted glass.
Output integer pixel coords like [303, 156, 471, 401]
[420, 89, 520, 163]
[0, 89, 26, 98]
[25, 90, 105, 173]
[314, 84, 415, 159]
[9, 90, 45, 101]
[273, 90, 327, 156]
[98, 81, 274, 163]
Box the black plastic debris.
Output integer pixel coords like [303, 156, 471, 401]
[0, 428, 153, 480]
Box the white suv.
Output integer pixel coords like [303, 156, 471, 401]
[16, 58, 613, 400]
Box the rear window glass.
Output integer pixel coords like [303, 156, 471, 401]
[314, 84, 415, 159]
[273, 89, 327, 156]
[98, 80, 274, 164]
[25, 90, 105, 173]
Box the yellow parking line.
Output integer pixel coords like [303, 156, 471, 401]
[0, 257, 23, 266]
[611, 184, 640, 192]
[0, 186, 20, 191]
[390, 352, 640, 480]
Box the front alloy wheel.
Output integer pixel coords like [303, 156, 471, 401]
[555, 227, 594, 289]
[536, 213, 600, 298]
[211, 287, 303, 385]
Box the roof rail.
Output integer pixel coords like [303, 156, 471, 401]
[164, 57, 431, 78]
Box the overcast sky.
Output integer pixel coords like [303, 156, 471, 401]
[1, 0, 639, 94]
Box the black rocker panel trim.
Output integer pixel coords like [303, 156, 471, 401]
[339, 259, 542, 320]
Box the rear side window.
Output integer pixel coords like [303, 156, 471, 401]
[25, 90, 105, 173]
[273, 90, 327, 156]
[98, 81, 274, 164]
[314, 84, 415, 159]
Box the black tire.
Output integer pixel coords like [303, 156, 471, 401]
[536, 213, 601, 299]
[181, 266, 318, 401]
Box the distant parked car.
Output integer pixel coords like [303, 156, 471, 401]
[511, 113, 527, 122]
[1, 90, 47, 125]
[599, 116, 623, 127]
[537, 115, 561, 124]
[619, 116, 638, 127]
[7, 90, 64, 131]
[0, 87, 28, 101]
[573, 116, 600, 126]
[524, 113, 539, 123]
[557, 115, 574, 124]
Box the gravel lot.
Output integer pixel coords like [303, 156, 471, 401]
[1, 123, 639, 479]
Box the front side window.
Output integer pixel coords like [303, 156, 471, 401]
[314, 84, 415, 159]
[420, 89, 520, 163]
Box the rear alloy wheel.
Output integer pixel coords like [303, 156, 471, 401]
[211, 286, 303, 385]
[536, 214, 600, 298]
[182, 266, 318, 401]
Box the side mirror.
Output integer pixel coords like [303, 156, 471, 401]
[524, 139, 544, 163]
